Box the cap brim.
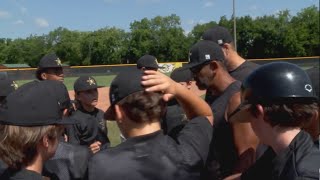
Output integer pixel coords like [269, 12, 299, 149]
[104, 105, 116, 121]
[180, 62, 203, 70]
[75, 85, 105, 92]
[228, 101, 252, 123]
[55, 117, 78, 125]
[0, 116, 78, 126]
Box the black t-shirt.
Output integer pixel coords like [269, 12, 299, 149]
[204, 61, 259, 105]
[162, 99, 188, 139]
[0, 168, 43, 180]
[89, 116, 212, 180]
[67, 107, 110, 149]
[203, 81, 241, 179]
[0, 160, 7, 175]
[229, 61, 259, 82]
[242, 131, 320, 180]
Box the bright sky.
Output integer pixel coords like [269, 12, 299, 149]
[0, 0, 319, 39]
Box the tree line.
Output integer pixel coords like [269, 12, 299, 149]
[0, 5, 318, 67]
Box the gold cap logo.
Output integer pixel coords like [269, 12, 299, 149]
[87, 77, 96, 86]
[11, 81, 18, 90]
[55, 58, 62, 66]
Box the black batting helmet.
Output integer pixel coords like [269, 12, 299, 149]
[229, 62, 318, 122]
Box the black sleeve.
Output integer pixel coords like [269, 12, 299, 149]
[176, 116, 213, 166]
[43, 142, 91, 180]
[88, 153, 108, 180]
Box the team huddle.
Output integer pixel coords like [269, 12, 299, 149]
[0, 26, 319, 180]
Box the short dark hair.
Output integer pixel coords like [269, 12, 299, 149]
[118, 91, 166, 123]
[250, 103, 318, 128]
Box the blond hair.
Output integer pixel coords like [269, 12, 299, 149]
[0, 125, 63, 169]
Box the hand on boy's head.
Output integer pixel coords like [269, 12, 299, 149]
[141, 70, 177, 101]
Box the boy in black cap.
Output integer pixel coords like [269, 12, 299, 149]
[0, 79, 18, 105]
[67, 76, 110, 154]
[162, 67, 194, 138]
[184, 40, 258, 179]
[36, 53, 64, 82]
[0, 80, 76, 180]
[226, 62, 320, 180]
[89, 69, 213, 180]
[137, 54, 161, 71]
[0, 79, 18, 174]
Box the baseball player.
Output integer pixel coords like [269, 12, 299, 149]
[202, 26, 259, 106]
[0, 80, 76, 179]
[0, 79, 18, 174]
[89, 69, 213, 180]
[36, 53, 64, 82]
[0, 79, 18, 105]
[227, 62, 320, 180]
[162, 67, 194, 138]
[183, 40, 259, 179]
[67, 76, 110, 154]
[137, 54, 162, 71]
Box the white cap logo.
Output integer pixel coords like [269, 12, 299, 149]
[111, 93, 116, 103]
[217, 39, 223, 45]
[205, 54, 211, 60]
[305, 84, 312, 92]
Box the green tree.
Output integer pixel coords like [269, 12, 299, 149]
[291, 5, 320, 56]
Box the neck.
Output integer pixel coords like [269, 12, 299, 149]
[124, 120, 161, 138]
[208, 71, 236, 95]
[81, 104, 95, 112]
[269, 127, 301, 155]
[225, 51, 246, 72]
[25, 154, 43, 174]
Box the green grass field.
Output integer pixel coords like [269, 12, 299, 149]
[16, 75, 116, 91]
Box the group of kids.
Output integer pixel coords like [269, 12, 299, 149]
[0, 26, 319, 180]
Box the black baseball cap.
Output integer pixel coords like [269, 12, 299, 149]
[38, 53, 63, 69]
[202, 26, 234, 45]
[105, 70, 145, 120]
[74, 76, 104, 92]
[0, 80, 18, 97]
[183, 40, 224, 70]
[137, 55, 161, 70]
[170, 67, 193, 82]
[0, 80, 76, 126]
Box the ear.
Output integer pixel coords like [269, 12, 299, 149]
[209, 61, 219, 72]
[42, 135, 50, 148]
[186, 81, 192, 90]
[255, 104, 265, 120]
[221, 43, 230, 56]
[114, 104, 125, 123]
[41, 73, 47, 80]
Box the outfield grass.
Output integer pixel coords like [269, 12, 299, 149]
[16, 75, 116, 91]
